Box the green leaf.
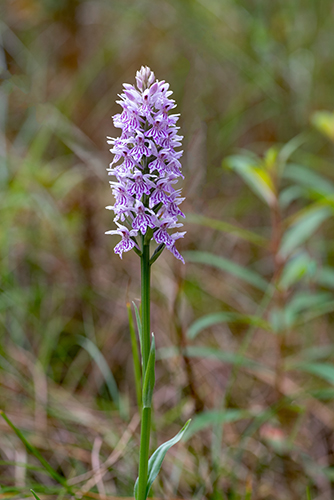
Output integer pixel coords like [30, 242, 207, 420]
[283, 164, 334, 195]
[277, 132, 309, 166]
[184, 346, 267, 371]
[279, 252, 316, 290]
[288, 291, 333, 315]
[296, 345, 334, 362]
[133, 301, 143, 356]
[187, 311, 271, 339]
[184, 409, 249, 440]
[299, 300, 334, 325]
[224, 154, 276, 206]
[264, 146, 279, 170]
[269, 307, 286, 334]
[186, 213, 266, 246]
[31, 490, 42, 500]
[184, 251, 270, 292]
[270, 292, 334, 332]
[309, 388, 334, 401]
[127, 302, 142, 409]
[279, 185, 305, 209]
[188, 346, 266, 371]
[293, 363, 334, 385]
[279, 206, 331, 258]
[149, 243, 165, 265]
[315, 266, 334, 289]
[142, 420, 191, 499]
[311, 110, 334, 142]
[142, 334, 155, 408]
[157, 345, 265, 372]
[156, 346, 272, 388]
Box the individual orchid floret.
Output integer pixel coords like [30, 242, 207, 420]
[127, 171, 155, 198]
[130, 131, 151, 161]
[105, 223, 139, 259]
[106, 66, 185, 262]
[132, 202, 157, 235]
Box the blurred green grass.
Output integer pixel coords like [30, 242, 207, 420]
[1, 0, 334, 499]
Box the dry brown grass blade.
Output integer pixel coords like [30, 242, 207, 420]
[70, 413, 140, 494]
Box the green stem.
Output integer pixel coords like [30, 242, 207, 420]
[140, 240, 151, 374]
[137, 238, 151, 500]
[137, 407, 151, 500]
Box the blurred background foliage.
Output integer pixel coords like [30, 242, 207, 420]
[1, 0, 334, 499]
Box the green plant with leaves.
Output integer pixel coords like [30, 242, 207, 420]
[2, 1, 334, 498]
[105, 66, 190, 499]
[182, 121, 334, 496]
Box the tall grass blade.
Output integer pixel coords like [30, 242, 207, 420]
[184, 251, 270, 292]
[184, 410, 249, 440]
[187, 312, 271, 339]
[31, 490, 42, 500]
[76, 335, 120, 410]
[186, 213, 266, 246]
[292, 362, 334, 385]
[1, 412, 71, 492]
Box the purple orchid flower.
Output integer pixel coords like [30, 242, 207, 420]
[106, 66, 185, 262]
[105, 223, 139, 259]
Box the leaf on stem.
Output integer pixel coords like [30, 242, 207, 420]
[278, 252, 316, 290]
[311, 110, 334, 142]
[282, 163, 334, 196]
[134, 419, 191, 500]
[142, 334, 155, 408]
[224, 154, 276, 206]
[279, 185, 305, 209]
[133, 301, 143, 356]
[316, 266, 334, 289]
[127, 302, 142, 408]
[279, 206, 332, 259]
[269, 291, 334, 332]
[150, 243, 165, 266]
[278, 132, 309, 167]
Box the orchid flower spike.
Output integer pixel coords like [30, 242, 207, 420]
[106, 66, 185, 263]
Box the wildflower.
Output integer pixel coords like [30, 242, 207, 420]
[106, 66, 185, 262]
[105, 223, 139, 259]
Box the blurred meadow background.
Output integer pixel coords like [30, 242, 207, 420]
[2, 0, 334, 499]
